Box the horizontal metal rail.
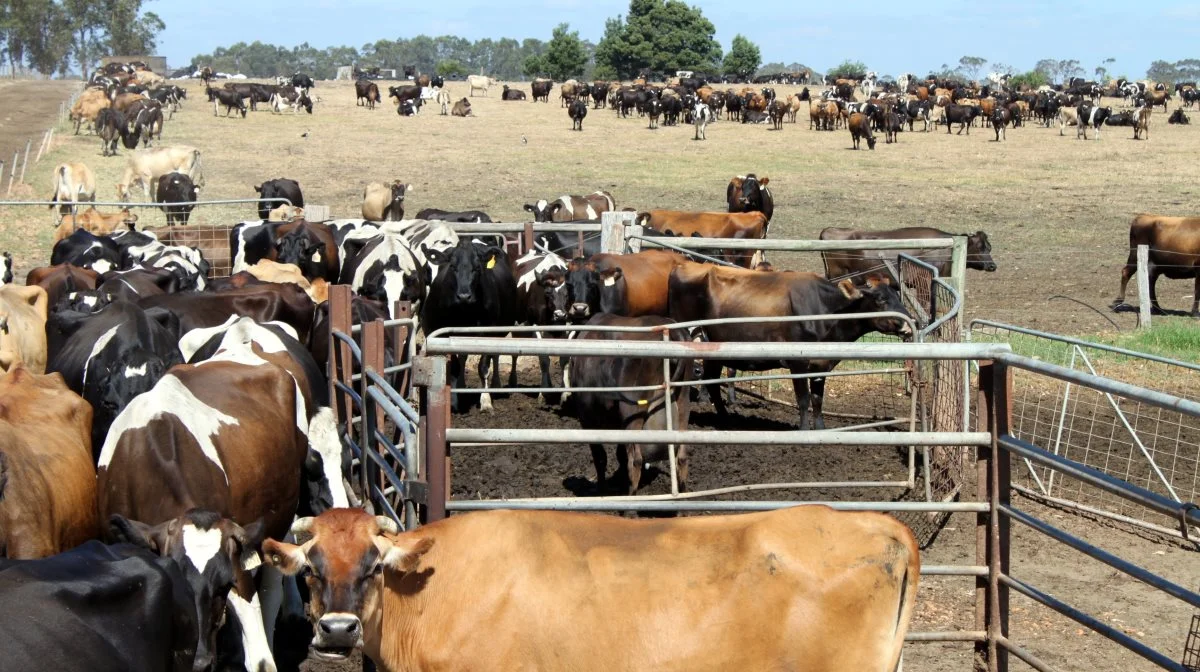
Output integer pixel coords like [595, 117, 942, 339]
[627, 237, 956, 252]
[1000, 435, 1200, 531]
[446, 499, 991, 513]
[448, 480, 913, 501]
[997, 352, 1200, 417]
[1000, 574, 1186, 671]
[971, 319, 1200, 373]
[434, 222, 602, 234]
[1, 197, 293, 209]
[426, 338, 1011, 361]
[906, 631, 987, 642]
[1001, 504, 1200, 610]
[1012, 483, 1194, 541]
[446, 428, 992, 446]
[626, 234, 741, 267]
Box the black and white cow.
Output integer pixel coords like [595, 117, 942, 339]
[513, 250, 571, 401]
[291, 72, 314, 94]
[1076, 103, 1112, 140]
[155, 172, 199, 226]
[45, 299, 183, 457]
[339, 220, 459, 320]
[414, 208, 493, 223]
[1, 251, 11, 286]
[523, 190, 617, 222]
[727, 174, 774, 224]
[254, 178, 304, 220]
[51, 228, 122, 275]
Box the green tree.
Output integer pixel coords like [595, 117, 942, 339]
[594, 0, 721, 79]
[542, 23, 587, 80]
[436, 59, 467, 77]
[722, 34, 760, 80]
[957, 55, 987, 80]
[1094, 56, 1115, 83]
[522, 54, 546, 78]
[1008, 70, 1048, 90]
[1057, 59, 1083, 83]
[828, 59, 867, 78]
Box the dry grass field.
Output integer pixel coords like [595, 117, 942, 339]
[3, 79, 1198, 672]
[7, 78, 1200, 337]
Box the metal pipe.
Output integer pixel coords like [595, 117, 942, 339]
[1000, 435, 1200, 529]
[1000, 574, 1186, 671]
[996, 352, 1200, 417]
[433, 222, 603, 234]
[0, 197, 294, 208]
[627, 237, 957, 251]
[447, 428, 993, 446]
[451, 480, 914, 501]
[905, 631, 987, 642]
[445, 499, 991, 512]
[1012, 484, 1195, 542]
[680, 367, 909, 388]
[921, 278, 963, 337]
[626, 235, 741, 267]
[923, 565, 989, 577]
[996, 637, 1060, 672]
[1001, 504, 1200, 609]
[970, 319, 1200, 373]
[426, 338, 1012, 361]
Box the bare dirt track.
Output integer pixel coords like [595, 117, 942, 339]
[0, 80, 77, 168]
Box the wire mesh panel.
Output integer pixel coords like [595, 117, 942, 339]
[969, 320, 1200, 539]
[1185, 614, 1200, 672]
[143, 223, 236, 277]
[924, 279, 968, 505]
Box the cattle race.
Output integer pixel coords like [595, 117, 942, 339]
[0, 5, 1199, 672]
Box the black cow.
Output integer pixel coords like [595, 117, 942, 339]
[991, 106, 1012, 141]
[355, 79, 381, 109]
[414, 208, 493, 222]
[591, 81, 608, 108]
[531, 79, 553, 103]
[124, 99, 164, 148]
[1168, 108, 1191, 124]
[94, 107, 128, 156]
[155, 172, 199, 225]
[292, 72, 315, 93]
[883, 111, 903, 143]
[944, 104, 981, 134]
[254, 178, 304, 219]
[727, 174, 774, 223]
[139, 283, 316, 344]
[209, 86, 247, 117]
[661, 96, 682, 125]
[1, 251, 12, 285]
[725, 92, 743, 121]
[388, 84, 422, 110]
[645, 98, 662, 129]
[618, 89, 638, 117]
[46, 300, 183, 457]
[51, 228, 122, 275]
[274, 221, 337, 282]
[1105, 110, 1137, 127]
[742, 109, 769, 124]
[430, 75, 445, 89]
[501, 85, 527, 101]
[0, 540, 198, 672]
[421, 241, 517, 412]
[569, 98, 587, 131]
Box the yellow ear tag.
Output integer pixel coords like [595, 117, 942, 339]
[486, 256, 496, 269]
[637, 399, 648, 405]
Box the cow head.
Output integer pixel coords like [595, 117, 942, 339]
[535, 265, 570, 323]
[88, 346, 179, 453]
[263, 509, 434, 661]
[839, 276, 912, 338]
[523, 200, 563, 222]
[565, 259, 603, 322]
[387, 182, 410, 220]
[967, 231, 997, 272]
[110, 509, 269, 672]
[425, 241, 499, 307]
[1, 252, 11, 285]
[728, 174, 770, 214]
[276, 228, 327, 276]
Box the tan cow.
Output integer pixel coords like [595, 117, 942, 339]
[47, 162, 96, 218]
[451, 97, 472, 117]
[467, 74, 495, 97]
[112, 91, 148, 114]
[53, 207, 138, 243]
[0, 285, 48, 373]
[70, 88, 111, 135]
[361, 181, 409, 221]
[559, 79, 579, 106]
[0, 365, 97, 558]
[637, 210, 768, 267]
[116, 145, 203, 201]
[1058, 106, 1080, 135]
[1134, 105, 1152, 140]
[268, 204, 305, 221]
[1114, 214, 1200, 315]
[132, 70, 164, 87]
[264, 506, 919, 672]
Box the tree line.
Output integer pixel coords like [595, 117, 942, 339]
[0, 0, 163, 76]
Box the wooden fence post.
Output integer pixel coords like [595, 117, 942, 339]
[600, 210, 636, 255]
[1136, 244, 1151, 329]
[18, 139, 31, 186]
[951, 235, 968, 294]
[5, 152, 16, 195]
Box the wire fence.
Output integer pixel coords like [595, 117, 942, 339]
[969, 319, 1200, 541]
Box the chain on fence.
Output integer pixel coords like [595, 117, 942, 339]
[969, 320, 1200, 540]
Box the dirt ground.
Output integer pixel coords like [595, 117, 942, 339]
[2, 78, 1196, 671]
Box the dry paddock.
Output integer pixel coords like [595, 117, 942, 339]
[0, 78, 1197, 672]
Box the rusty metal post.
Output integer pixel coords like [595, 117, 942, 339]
[975, 361, 995, 672]
[361, 319, 387, 514]
[522, 222, 534, 255]
[988, 362, 1012, 672]
[328, 285, 354, 422]
[418, 356, 449, 522]
[391, 300, 413, 397]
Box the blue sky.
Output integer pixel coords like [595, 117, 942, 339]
[153, 0, 1199, 79]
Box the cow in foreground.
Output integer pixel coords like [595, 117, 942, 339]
[1113, 214, 1200, 316]
[569, 98, 587, 130]
[263, 506, 919, 671]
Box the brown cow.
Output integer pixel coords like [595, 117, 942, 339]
[26, 264, 99, 309]
[848, 112, 876, 150]
[69, 88, 111, 135]
[0, 285, 49, 374]
[819, 227, 997, 279]
[0, 365, 97, 558]
[1113, 215, 1200, 315]
[1134, 105, 1152, 140]
[53, 207, 138, 244]
[262, 506, 919, 671]
[636, 211, 768, 267]
[451, 97, 472, 117]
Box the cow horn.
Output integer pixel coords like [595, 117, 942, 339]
[375, 516, 400, 535]
[289, 516, 316, 542]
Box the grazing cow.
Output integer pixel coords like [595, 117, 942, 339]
[209, 87, 247, 117]
[638, 211, 768, 267]
[1076, 104, 1112, 140]
[292, 72, 315, 93]
[254, 178, 304, 220]
[112, 91, 148, 114]
[415, 208, 493, 222]
[450, 97, 472, 117]
[848, 111, 876, 149]
[361, 181, 409, 221]
[531, 78, 553, 103]
[273, 220, 339, 282]
[0, 365, 96, 558]
[568, 314, 694, 494]
[524, 191, 616, 222]
[513, 250, 571, 398]
[70, 87, 112, 135]
[46, 300, 183, 453]
[569, 98, 587, 130]
[47, 162, 96, 217]
[726, 174, 773, 225]
[1113, 215, 1200, 316]
[500, 85, 526, 101]
[669, 263, 913, 428]
[26, 264, 100, 308]
[0, 285, 48, 374]
[117, 145, 203, 201]
[155, 172, 199, 226]
[262, 506, 918, 672]
[422, 241, 517, 412]
[94, 107, 129, 156]
[0, 540, 201, 671]
[819, 227, 997, 280]
[944, 104, 981, 134]
[1134, 106, 1152, 140]
[355, 79, 381, 109]
[693, 101, 711, 140]
[467, 74, 495, 97]
[1168, 109, 1190, 124]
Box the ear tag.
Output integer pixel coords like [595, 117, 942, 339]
[486, 256, 496, 269]
[637, 399, 648, 405]
[242, 551, 262, 572]
[603, 276, 616, 287]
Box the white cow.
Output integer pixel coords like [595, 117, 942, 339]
[47, 162, 96, 219]
[116, 145, 203, 201]
[467, 75, 496, 97]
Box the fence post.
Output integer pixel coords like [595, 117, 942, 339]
[951, 236, 968, 294]
[328, 285, 354, 425]
[522, 221, 535, 255]
[391, 300, 413, 397]
[18, 138, 31, 186]
[6, 151, 17, 195]
[975, 362, 994, 669]
[361, 319, 387, 515]
[1136, 244, 1151, 329]
[417, 356, 449, 523]
[977, 361, 1012, 672]
[600, 210, 636, 254]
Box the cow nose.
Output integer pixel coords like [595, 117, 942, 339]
[569, 302, 589, 315]
[985, 263, 997, 272]
[192, 653, 214, 672]
[553, 309, 566, 319]
[317, 613, 361, 646]
[899, 322, 913, 338]
[455, 291, 472, 302]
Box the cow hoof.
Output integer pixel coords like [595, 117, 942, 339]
[480, 393, 493, 413]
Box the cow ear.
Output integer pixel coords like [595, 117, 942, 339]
[254, 185, 262, 193]
[109, 514, 168, 553]
[523, 203, 535, 213]
[262, 539, 308, 576]
[837, 279, 862, 300]
[759, 177, 769, 186]
[377, 535, 435, 573]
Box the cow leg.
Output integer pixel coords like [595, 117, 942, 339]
[1191, 275, 1200, 317]
[1149, 268, 1165, 314]
[477, 354, 494, 412]
[1114, 250, 1138, 306]
[810, 375, 829, 430]
[792, 376, 813, 429]
[259, 564, 284, 648]
[589, 444, 608, 487]
[703, 360, 728, 414]
[449, 353, 469, 412]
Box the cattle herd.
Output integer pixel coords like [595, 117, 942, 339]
[0, 59, 1196, 672]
